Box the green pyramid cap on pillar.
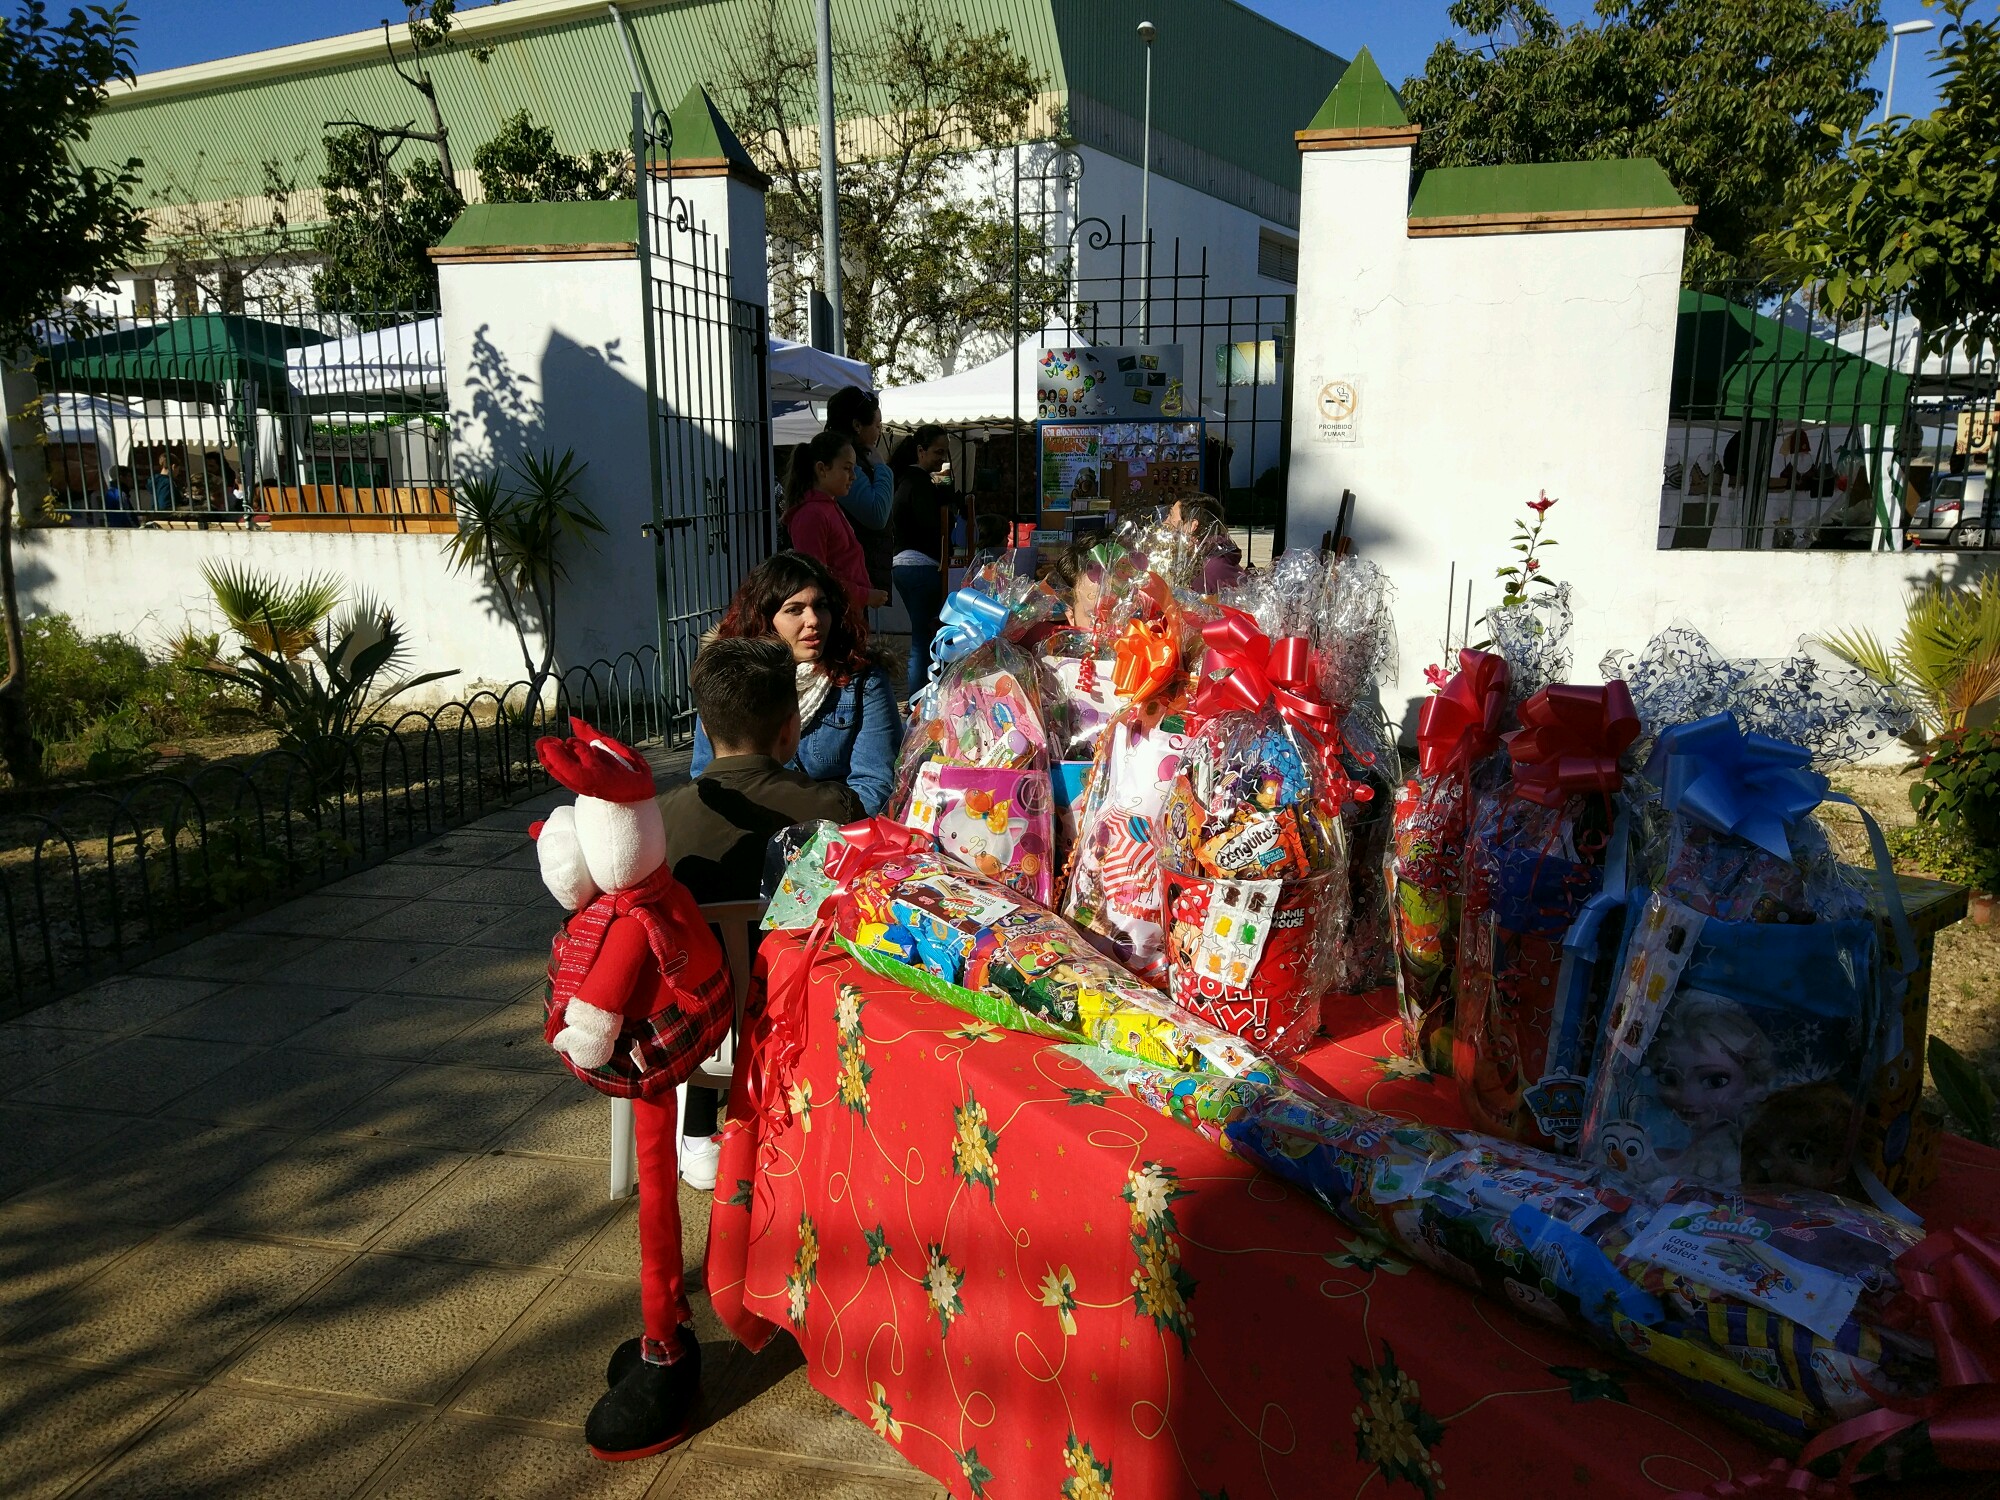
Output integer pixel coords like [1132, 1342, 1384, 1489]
[1304, 47, 1410, 132]
[664, 85, 767, 185]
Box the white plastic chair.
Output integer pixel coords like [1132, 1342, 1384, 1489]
[609, 899, 765, 1199]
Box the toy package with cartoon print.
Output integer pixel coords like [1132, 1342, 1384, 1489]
[1156, 706, 1345, 1058]
[890, 637, 1056, 905]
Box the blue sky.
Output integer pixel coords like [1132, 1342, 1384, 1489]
[128, 0, 1947, 118]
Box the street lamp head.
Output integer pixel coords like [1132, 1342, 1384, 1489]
[1891, 18, 1935, 34]
[1137, 20, 1157, 43]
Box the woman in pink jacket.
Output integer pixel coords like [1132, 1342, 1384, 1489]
[780, 430, 886, 609]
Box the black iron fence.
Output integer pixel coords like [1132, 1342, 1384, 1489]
[0, 649, 666, 1016]
[1662, 281, 1997, 553]
[31, 289, 452, 534]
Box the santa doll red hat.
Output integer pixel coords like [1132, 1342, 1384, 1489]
[533, 718, 732, 1460]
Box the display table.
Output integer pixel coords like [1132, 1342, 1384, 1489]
[709, 929, 1991, 1500]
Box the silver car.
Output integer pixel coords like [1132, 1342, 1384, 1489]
[1906, 468, 1991, 548]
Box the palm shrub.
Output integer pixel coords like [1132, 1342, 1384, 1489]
[192, 606, 456, 793]
[201, 561, 342, 661]
[1820, 574, 2000, 743]
[1909, 723, 2000, 894]
[443, 448, 603, 737]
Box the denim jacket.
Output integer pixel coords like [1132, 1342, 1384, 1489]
[691, 663, 904, 816]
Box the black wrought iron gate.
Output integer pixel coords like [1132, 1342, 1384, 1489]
[633, 96, 774, 745]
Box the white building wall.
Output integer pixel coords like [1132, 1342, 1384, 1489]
[1283, 141, 1995, 738]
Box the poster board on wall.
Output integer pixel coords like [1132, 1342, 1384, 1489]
[1036, 345, 1189, 421]
[1036, 418, 1205, 537]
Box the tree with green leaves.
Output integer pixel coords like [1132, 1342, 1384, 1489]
[716, 0, 1065, 380]
[1762, 0, 1999, 359]
[474, 110, 633, 203]
[1402, 0, 1885, 285]
[0, 1, 149, 783]
[315, 1, 484, 315]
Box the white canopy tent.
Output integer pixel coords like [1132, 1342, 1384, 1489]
[875, 323, 1077, 429]
[287, 318, 445, 408]
[769, 337, 870, 398]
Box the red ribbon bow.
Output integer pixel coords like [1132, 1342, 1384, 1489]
[1416, 649, 1509, 780]
[1502, 680, 1639, 807]
[822, 816, 930, 884]
[1193, 608, 1372, 808]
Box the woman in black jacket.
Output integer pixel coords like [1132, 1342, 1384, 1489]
[888, 424, 953, 698]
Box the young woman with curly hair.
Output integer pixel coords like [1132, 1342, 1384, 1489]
[690, 551, 904, 814]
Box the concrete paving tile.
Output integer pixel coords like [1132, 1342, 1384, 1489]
[344, 899, 522, 946]
[10, 1035, 256, 1114]
[321, 861, 462, 900]
[230, 1254, 550, 1404]
[495, 1086, 612, 1159]
[164, 1049, 407, 1131]
[697, 1359, 909, 1471]
[74, 1386, 421, 1500]
[368, 1416, 663, 1498]
[322, 1063, 557, 1150]
[373, 1153, 621, 1269]
[8, 1118, 295, 1229]
[659, 1454, 935, 1497]
[29, 974, 224, 1038]
[489, 843, 542, 871]
[139, 931, 325, 983]
[0, 1104, 143, 1201]
[283, 993, 500, 1061]
[0, 1206, 152, 1336]
[577, 1182, 712, 1280]
[476, 911, 566, 951]
[426, 1004, 559, 1071]
[10, 1231, 345, 1375]
[404, 830, 522, 867]
[0, 1022, 109, 1092]
[265, 938, 454, 993]
[397, 944, 550, 1001]
[0, 1360, 188, 1500]
[145, 983, 355, 1045]
[194, 1134, 469, 1247]
[428, 865, 550, 906]
[448, 1274, 640, 1426]
[231, 893, 403, 938]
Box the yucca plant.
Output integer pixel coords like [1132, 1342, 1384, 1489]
[201, 561, 342, 661]
[1820, 573, 2000, 743]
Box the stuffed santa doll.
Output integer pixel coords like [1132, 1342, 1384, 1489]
[532, 719, 732, 1461]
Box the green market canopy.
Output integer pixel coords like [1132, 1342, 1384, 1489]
[1672, 290, 1912, 426]
[43, 313, 329, 411]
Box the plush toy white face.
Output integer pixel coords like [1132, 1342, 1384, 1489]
[573, 794, 667, 893]
[535, 804, 600, 912]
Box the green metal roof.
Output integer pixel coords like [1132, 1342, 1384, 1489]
[1304, 46, 1404, 131]
[85, 0, 1340, 232]
[1408, 159, 1686, 219]
[435, 199, 637, 249]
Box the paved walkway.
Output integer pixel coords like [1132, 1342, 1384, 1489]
[1, 789, 941, 1499]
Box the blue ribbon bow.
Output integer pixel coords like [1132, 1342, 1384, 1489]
[915, 587, 1010, 708]
[1650, 712, 1828, 861]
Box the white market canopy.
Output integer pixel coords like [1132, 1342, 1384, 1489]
[287, 317, 445, 408]
[769, 337, 871, 398]
[876, 323, 1080, 429]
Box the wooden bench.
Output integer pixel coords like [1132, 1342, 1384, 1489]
[258, 485, 458, 534]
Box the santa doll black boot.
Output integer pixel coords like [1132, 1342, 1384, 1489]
[587, 1325, 702, 1461]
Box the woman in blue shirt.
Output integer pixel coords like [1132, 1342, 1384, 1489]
[691, 552, 904, 814]
[826, 386, 894, 598]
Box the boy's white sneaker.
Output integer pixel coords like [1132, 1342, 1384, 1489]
[680, 1134, 721, 1192]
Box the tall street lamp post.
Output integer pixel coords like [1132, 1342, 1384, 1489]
[1137, 19, 1156, 344]
[815, 0, 844, 354]
[1883, 17, 1935, 122]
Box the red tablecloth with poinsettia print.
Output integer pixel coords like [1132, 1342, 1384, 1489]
[708, 930, 1997, 1500]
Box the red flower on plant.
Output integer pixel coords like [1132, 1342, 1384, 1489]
[1525, 558, 1540, 572]
[1526, 491, 1557, 516]
[1423, 663, 1450, 691]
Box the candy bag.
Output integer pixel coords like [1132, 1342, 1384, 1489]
[1453, 682, 1638, 1147]
[1157, 704, 1343, 1056]
[1388, 649, 1507, 1073]
[891, 637, 1056, 905]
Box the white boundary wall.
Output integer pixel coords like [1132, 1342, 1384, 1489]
[1282, 142, 1995, 737]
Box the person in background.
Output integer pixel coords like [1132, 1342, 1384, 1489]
[782, 430, 886, 608]
[825, 385, 895, 599]
[149, 455, 177, 512]
[102, 467, 138, 528]
[691, 552, 904, 814]
[1173, 494, 1244, 594]
[657, 636, 862, 1189]
[969, 511, 1011, 568]
[889, 423, 952, 698]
